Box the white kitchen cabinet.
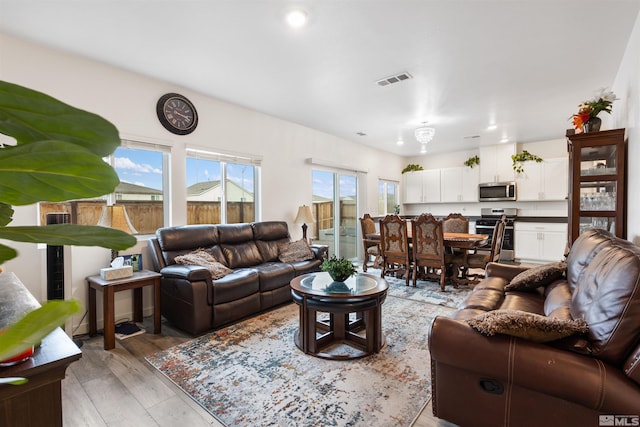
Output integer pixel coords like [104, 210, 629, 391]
[515, 222, 567, 263]
[404, 171, 424, 203]
[403, 170, 441, 203]
[479, 143, 516, 183]
[441, 166, 479, 202]
[516, 157, 568, 201]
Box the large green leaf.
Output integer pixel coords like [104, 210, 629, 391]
[0, 224, 136, 253]
[0, 80, 120, 157]
[0, 203, 13, 226]
[0, 300, 81, 361]
[0, 243, 18, 263]
[0, 140, 119, 206]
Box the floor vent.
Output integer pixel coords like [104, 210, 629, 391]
[376, 72, 412, 87]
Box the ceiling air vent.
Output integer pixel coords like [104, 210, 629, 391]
[376, 72, 413, 87]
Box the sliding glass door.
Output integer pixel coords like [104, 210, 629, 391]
[312, 170, 357, 260]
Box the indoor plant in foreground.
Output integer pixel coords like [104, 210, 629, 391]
[321, 255, 357, 282]
[0, 80, 136, 375]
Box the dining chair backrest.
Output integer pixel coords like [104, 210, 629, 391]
[412, 213, 445, 266]
[379, 214, 412, 285]
[379, 215, 410, 259]
[489, 218, 507, 263]
[360, 213, 380, 271]
[442, 213, 469, 234]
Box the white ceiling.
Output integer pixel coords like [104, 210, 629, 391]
[1, 1, 639, 156]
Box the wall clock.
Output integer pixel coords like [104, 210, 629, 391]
[156, 93, 198, 135]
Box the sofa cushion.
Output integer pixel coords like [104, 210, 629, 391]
[251, 262, 295, 292]
[504, 261, 566, 292]
[221, 241, 264, 269]
[212, 269, 260, 305]
[568, 229, 640, 365]
[174, 249, 232, 280]
[544, 280, 572, 319]
[500, 292, 546, 315]
[278, 239, 314, 263]
[467, 309, 589, 343]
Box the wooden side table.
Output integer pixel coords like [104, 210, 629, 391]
[87, 270, 162, 350]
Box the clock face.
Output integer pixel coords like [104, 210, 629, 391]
[156, 93, 198, 135]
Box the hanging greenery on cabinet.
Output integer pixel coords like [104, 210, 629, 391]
[511, 150, 543, 174]
[464, 155, 480, 168]
[401, 164, 424, 174]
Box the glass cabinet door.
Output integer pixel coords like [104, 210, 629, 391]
[567, 129, 626, 245]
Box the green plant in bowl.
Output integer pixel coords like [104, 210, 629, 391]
[320, 255, 357, 282]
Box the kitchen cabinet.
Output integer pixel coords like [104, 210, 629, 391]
[403, 170, 441, 203]
[566, 129, 626, 245]
[479, 143, 515, 183]
[440, 166, 479, 202]
[515, 222, 567, 263]
[515, 157, 568, 201]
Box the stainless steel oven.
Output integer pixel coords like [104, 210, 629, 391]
[475, 208, 517, 262]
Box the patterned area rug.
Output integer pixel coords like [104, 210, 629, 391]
[146, 296, 455, 426]
[367, 269, 474, 309]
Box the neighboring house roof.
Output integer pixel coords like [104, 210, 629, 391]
[187, 180, 221, 197]
[116, 182, 162, 196]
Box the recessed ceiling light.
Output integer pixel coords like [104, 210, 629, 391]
[500, 137, 509, 143]
[286, 9, 308, 28]
[420, 145, 427, 154]
[487, 124, 497, 131]
[396, 139, 404, 146]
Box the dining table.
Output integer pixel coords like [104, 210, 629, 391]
[365, 231, 490, 284]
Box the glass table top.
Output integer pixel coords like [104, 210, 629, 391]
[299, 273, 380, 294]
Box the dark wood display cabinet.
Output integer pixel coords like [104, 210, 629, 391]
[566, 128, 626, 246]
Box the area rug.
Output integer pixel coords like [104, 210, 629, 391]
[146, 296, 455, 426]
[370, 270, 473, 309]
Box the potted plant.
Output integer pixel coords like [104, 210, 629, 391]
[511, 150, 543, 174]
[320, 255, 357, 282]
[571, 88, 618, 133]
[0, 80, 136, 372]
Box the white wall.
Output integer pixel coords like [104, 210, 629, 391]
[611, 10, 640, 246]
[0, 34, 405, 333]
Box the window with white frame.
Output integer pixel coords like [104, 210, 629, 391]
[378, 180, 398, 215]
[39, 140, 170, 234]
[186, 147, 261, 224]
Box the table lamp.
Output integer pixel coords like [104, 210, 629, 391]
[97, 204, 138, 260]
[294, 205, 314, 243]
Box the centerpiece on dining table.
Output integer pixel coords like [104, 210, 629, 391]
[320, 255, 357, 283]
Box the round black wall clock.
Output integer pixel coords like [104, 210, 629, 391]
[156, 93, 198, 135]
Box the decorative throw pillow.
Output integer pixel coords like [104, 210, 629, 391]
[466, 309, 589, 343]
[278, 239, 314, 263]
[174, 249, 232, 280]
[505, 261, 567, 292]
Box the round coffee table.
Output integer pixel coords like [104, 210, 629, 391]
[290, 272, 388, 360]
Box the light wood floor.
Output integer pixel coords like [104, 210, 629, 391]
[62, 314, 455, 427]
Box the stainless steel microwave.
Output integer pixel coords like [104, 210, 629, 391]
[478, 182, 517, 202]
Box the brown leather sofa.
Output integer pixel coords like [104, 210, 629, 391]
[429, 229, 640, 427]
[148, 221, 327, 335]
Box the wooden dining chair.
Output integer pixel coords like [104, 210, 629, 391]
[359, 213, 381, 272]
[379, 215, 412, 286]
[442, 213, 469, 234]
[411, 214, 453, 290]
[464, 217, 507, 283]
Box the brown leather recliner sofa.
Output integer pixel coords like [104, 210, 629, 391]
[429, 229, 640, 427]
[148, 221, 327, 335]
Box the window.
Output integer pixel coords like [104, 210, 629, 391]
[312, 170, 357, 259]
[39, 140, 170, 234]
[186, 148, 260, 224]
[378, 180, 398, 215]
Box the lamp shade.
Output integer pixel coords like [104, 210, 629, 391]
[294, 205, 314, 224]
[97, 205, 138, 235]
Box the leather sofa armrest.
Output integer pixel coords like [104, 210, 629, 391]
[485, 262, 530, 281]
[160, 264, 211, 282]
[429, 315, 640, 412]
[311, 244, 329, 260]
